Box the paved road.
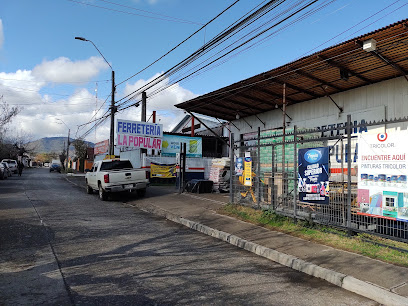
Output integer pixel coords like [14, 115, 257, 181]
[0, 168, 376, 305]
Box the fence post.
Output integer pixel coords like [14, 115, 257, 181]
[230, 133, 234, 204]
[257, 127, 261, 207]
[178, 146, 182, 194]
[272, 144, 275, 210]
[293, 125, 298, 223]
[346, 115, 352, 235]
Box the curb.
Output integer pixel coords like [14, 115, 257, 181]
[133, 203, 408, 306]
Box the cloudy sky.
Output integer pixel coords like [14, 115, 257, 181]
[0, 0, 406, 144]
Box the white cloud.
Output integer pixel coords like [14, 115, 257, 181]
[0, 70, 45, 106]
[3, 69, 198, 145]
[0, 19, 4, 49]
[32, 56, 109, 83]
[1, 66, 110, 143]
[122, 73, 197, 131]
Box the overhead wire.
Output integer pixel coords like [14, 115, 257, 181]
[115, 1, 405, 108]
[0, 77, 111, 84]
[77, 0, 404, 139]
[297, 0, 406, 58]
[178, 31, 408, 113]
[76, 0, 338, 136]
[115, 0, 288, 106]
[116, 0, 324, 109]
[116, 0, 242, 86]
[67, 0, 203, 25]
[93, 0, 204, 25]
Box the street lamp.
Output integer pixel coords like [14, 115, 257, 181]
[75, 36, 116, 156]
[56, 119, 70, 172]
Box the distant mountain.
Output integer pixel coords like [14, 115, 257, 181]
[26, 137, 94, 154]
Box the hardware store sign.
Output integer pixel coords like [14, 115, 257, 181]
[116, 119, 163, 150]
[357, 131, 408, 221]
[298, 147, 329, 204]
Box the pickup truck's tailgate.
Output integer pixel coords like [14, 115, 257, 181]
[106, 169, 147, 185]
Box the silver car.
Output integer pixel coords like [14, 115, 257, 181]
[1, 159, 17, 174]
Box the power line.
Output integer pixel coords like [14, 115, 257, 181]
[115, 0, 285, 104]
[94, 0, 204, 25]
[0, 77, 110, 84]
[116, 0, 242, 86]
[0, 84, 110, 100]
[116, 0, 324, 109]
[297, 0, 405, 58]
[77, 1, 403, 139]
[67, 0, 203, 25]
[78, 0, 327, 132]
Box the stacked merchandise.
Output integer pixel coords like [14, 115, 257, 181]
[209, 158, 230, 193]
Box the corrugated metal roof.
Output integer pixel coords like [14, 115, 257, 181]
[176, 19, 408, 121]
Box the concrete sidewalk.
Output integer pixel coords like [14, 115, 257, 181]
[67, 176, 408, 306]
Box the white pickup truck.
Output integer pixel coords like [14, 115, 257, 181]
[85, 159, 149, 201]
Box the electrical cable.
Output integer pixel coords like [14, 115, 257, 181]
[76, 2, 405, 138]
[116, 0, 242, 86]
[297, 0, 405, 58]
[94, 0, 204, 25]
[115, 0, 289, 105]
[67, 0, 203, 25]
[116, 0, 322, 109]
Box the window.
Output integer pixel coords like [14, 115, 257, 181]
[100, 160, 133, 171]
[385, 197, 396, 207]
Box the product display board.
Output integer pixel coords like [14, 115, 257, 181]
[235, 157, 243, 176]
[150, 163, 176, 178]
[357, 131, 408, 221]
[161, 135, 202, 158]
[244, 153, 252, 187]
[298, 147, 330, 204]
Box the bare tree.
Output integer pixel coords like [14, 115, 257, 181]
[0, 98, 20, 128]
[0, 98, 21, 160]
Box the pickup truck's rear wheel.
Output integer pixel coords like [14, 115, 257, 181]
[136, 188, 146, 197]
[99, 184, 108, 201]
[86, 184, 93, 194]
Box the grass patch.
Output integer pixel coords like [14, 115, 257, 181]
[218, 204, 408, 267]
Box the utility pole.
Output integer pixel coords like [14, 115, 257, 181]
[110, 70, 115, 156]
[141, 91, 147, 157]
[141, 92, 147, 122]
[66, 129, 70, 171]
[75, 37, 116, 157]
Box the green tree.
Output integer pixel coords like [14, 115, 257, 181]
[73, 138, 88, 172]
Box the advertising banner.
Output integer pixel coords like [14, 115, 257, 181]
[150, 163, 176, 178]
[161, 135, 202, 158]
[235, 157, 243, 176]
[244, 153, 252, 187]
[357, 131, 408, 222]
[116, 119, 163, 150]
[298, 147, 330, 204]
[94, 139, 109, 155]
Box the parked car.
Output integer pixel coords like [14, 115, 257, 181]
[1, 159, 17, 174]
[49, 163, 62, 173]
[0, 163, 7, 180]
[1, 162, 12, 177]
